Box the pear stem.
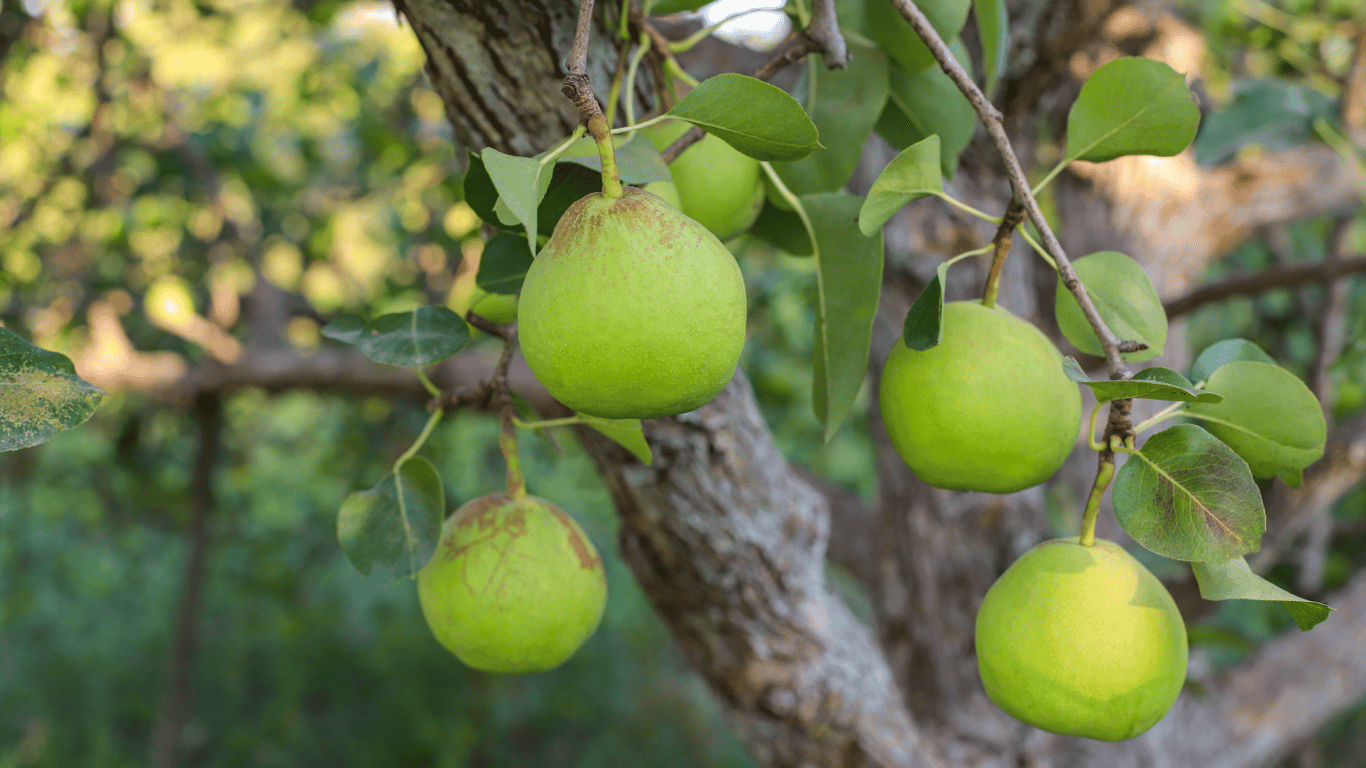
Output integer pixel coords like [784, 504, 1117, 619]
[1079, 456, 1115, 547]
[588, 113, 624, 200]
[980, 201, 1025, 309]
[499, 411, 527, 500]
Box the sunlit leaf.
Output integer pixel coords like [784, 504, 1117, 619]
[667, 74, 822, 162]
[0, 328, 103, 452]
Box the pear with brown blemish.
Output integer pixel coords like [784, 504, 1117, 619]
[518, 187, 747, 419]
[417, 493, 607, 673]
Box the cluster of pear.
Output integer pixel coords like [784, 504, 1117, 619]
[417, 125, 762, 675]
[879, 301, 1186, 740]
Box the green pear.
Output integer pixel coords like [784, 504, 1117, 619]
[878, 301, 1081, 493]
[518, 187, 747, 419]
[642, 121, 765, 241]
[975, 538, 1188, 741]
[417, 493, 607, 674]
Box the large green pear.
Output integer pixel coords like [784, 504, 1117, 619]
[417, 493, 607, 674]
[642, 121, 765, 241]
[878, 301, 1081, 493]
[975, 538, 1188, 741]
[518, 187, 747, 419]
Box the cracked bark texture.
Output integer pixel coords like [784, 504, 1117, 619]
[397, 0, 1366, 766]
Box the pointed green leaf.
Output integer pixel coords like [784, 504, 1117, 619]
[320, 316, 365, 345]
[882, 38, 977, 177]
[1055, 251, 1167, 361]
[579, 415, 652, 465]
[748, 200, 813, 256]
[1113, 424, 1265, 562]
[1068, 365, 1224, 405]
[1184, 361, 1326, 484]
[974, 0, 1009, 96]
[0, 328, 103, 452]
[864, 0, 971, 75]
[1189, 338, 1276, 384]
[773, 43, 890, 196]
[900, 259, 952, 351]
[859, 135, 943, 236]
[481, 148, 555, 252]
[1192, 557, 1332, 631]
[477, 234, 535, 295]
[668, 73, 822, 162]
[1193, 80, 1334, 166]
[354, 306, 472, 367]
[337, 456, 445, 579]
[808, 193, 884, 440]
[462, 152, 520, 233]
[1064, 57, 1201, 164]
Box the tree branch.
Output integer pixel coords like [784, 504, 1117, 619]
[149, 394, 221, 768]
[1162, 255, 1366, 319]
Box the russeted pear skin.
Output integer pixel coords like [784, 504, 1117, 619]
[518, 188, 747, 419]
[975, 538, 1188, 741]
[417, 493, 607, 674]
[879, 301, 1081, 493]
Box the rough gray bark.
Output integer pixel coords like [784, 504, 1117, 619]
[391, 1, 1366, 767]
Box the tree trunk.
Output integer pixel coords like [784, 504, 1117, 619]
[397, 1, 1366, 766]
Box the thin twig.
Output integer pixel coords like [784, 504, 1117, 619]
[888, 0, 1130, 379]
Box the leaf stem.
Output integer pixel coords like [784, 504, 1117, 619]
[1133, 401, 1187, 435]
[933, 191, 1002, 223]
[393, 409, 444, 473]
[1079, 457, 1115, 547]
[514, 416, 583, 429]
[1087, 401, 1106, 451]
[415, 369, 441, 398]
[761, 162, 819, 258]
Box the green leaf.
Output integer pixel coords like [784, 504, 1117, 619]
[807, 193, 884, 440]
[1183, 361, 1327, 484]
[1113, 424, 1265, 563]
[648, 0, 709, 13]
[0, 328, 103, 452]
[748, 199, 813, 256]
[535, 162, 601, 238]
[579, 415, 652, 465]
[352, 306, 472, 367]
[859, 134, 943, 236]
[973, 0, 1008, 97]
[900, 258, 952, 351]
[772, 43, 889, 196]
[480, 148, 555, 252]
[477, 234, 534, 295]
[463, 152, 519, 232]
[320, 316, 365, 346]
[1192, 557, 1332, 631]
[1068, 365, 1225, 405]
[1189, 338, 1276, 384]
[1193, 80, 1335, 167]
[555, 133, 671, 185]
[1055, 251, 1167, 362]
[336, 456, 445, 579]
[882, 38, 977, 178]
[864, 0, 971, 75]
[1064, 57, 1201, 164]
[667, 73, 823, 162]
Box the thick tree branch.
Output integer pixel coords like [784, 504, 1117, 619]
[577, 373, 939, 768]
